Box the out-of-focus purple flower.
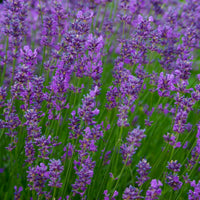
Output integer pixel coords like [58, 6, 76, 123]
[104, 190, 118, 200]
[0, 86, 7, 108]
[163, 133, 181, 148]
[183, 141, 188, 149]
[167, 160, 182, 172]
[0, 168, 4, 173]
[145, 179, 163, 200]
[166, 173, 182, 191]
[188, 180, 200, 200]
[14, 186, 23, 200]
[122, 185, 143, 199]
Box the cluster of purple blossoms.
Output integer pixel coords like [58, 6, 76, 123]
[120, 127, 146, 165]
[163, 132, 181, 149]
[145, 179, 163, 200]
[1, 100, 21, 151]
[14, 186, 23, 200]
[72, 87, 104, 197]
[136, 158, 151, 186]
[166, 160, 182, 191]
[166, 173, 183, 191]
[27, 163, 50, 197]
[167, 160, 182, 172]
[122, 185, 143, 200]
[188, 180, 200, 200]
[48, 159, 64, 188]
[27, 159, 63, 198]
[0, 0, 200, 199]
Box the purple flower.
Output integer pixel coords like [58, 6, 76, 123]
[104, 190, 119, 200]
[120, 127, 146, 165]
[122, 185, 143, 199]
[25, 140, 35, 164]
[136, 158, 151, 186]
[167, 160, 182, 172]
[85, 34, 104, 53]
[48, 159, 64, 188]
[20, 45, 38, 68]
[173, 110, 188, 133]
[72, 156, 95, 197]
[166, 173, 182, 191]
[78, 86, 100, 125]
[157, 72, 174, 97]
[34, 135, 61, 160]
[188, 180, 200, 200]
[14, 186, 23, 200]
[27, 163, 50, 196]
[145, 179, 163, 200]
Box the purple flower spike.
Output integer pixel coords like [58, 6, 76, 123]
[189, 180, 200, 200]
[121, 127, 146, 165]
[136, 158, 151, 186]
[123, 185, 143, 199]
[48, 159, 64, 188]
[167, 160, 182, 172]
[14, 186, 23, 200]
[146, 179, 163, 200]
[166, 173, 182, 191]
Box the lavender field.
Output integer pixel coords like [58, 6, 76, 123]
[0, 0, 200, 199]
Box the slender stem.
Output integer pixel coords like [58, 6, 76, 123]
[52, 188, 56, 200]
[112, 157, 128, 195]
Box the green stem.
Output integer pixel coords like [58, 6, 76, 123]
[112, 157, 128, 195]
[52, 188, 56, 199]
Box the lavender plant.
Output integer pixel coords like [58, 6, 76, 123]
[0, 0, 200, 199]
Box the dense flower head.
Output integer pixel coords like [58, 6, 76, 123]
[78, 86, 99, 125]
[145, 179, 163, 200]
[34, 135, 61, 159]
[27, 163, 50, 196]
[166, 173, 182, 191]
[136, 158, 151, 186]
[72, 156, 95, 197]
[48, 159, 64, 188]
[121, 127, 146, 165]
[188, 180, 200, 200]
[25, 140, 36, 164]
[122, 185, 143, 200]
[167, 160, 182, 172]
